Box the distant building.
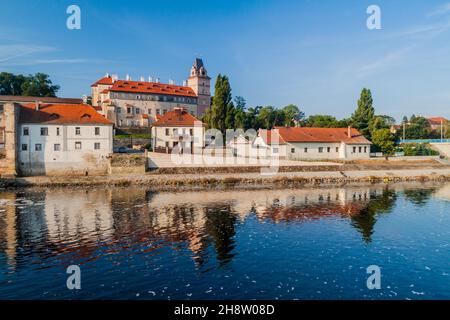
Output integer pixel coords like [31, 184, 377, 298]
[254, 127, 372, 160]
[91, 58, 211, 127]
[0, 98, 113, 176]
[151, 107, 205, 154]
[426, 117, 448, 131]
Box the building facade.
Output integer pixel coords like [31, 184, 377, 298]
[17, 102, 113, 176]
[254, 127, 372, 160]
[91, 58, 211, 127]
[151, 108, 205, 154]
[1, 96, 85, 177]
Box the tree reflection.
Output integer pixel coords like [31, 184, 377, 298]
[403, 188, 436, 207]
[203, 204, 237, 267]
[350, 187, 397, 243]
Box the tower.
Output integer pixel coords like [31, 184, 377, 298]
[187, 58, 211, 116]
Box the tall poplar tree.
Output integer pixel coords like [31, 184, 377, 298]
[351, 88, 375, 139]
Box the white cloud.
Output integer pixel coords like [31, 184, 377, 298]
[427, 3, 450, 17]
[0, 44, 56, 63]
[356, 47, 413, 78]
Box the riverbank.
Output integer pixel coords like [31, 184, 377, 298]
[2, 167, 450, 191]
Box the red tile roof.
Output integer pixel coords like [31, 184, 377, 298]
[19, 103, 112, 125]
[91, 76, 114, 87]
[427, 117, 448, 125]
[260, 127, 371, 145]
[152, 108, 203, 127]
[109, 80, 197, 97]
[0, 95, 83, 104]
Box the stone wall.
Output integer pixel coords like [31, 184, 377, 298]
[0, 103, 19, 177]
[108, 153, 147, 174]
[114, 137, 150, 149]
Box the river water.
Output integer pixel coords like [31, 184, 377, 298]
[0, 183, 449, 300]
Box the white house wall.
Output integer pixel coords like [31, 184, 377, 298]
[18, 124, 113, 176]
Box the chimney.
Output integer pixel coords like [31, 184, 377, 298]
[126, 74, 130, 81]
[156, 78, 160, 83]
[35, 101, 41, 111]
[182, 80, 187, 87]
[347, 126, 352, 138]
[140, 76, 145, 82]
[149, 76, 153, 82]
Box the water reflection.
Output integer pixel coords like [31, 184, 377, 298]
[0, 183, 447, 272]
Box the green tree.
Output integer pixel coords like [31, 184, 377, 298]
[244, 106, 261, 130]
[369, 115, 395, 135]
[208, 74, 233, 133]
[233, 96, 246, 129]
[19, 73, 60, 97]
[282, 104, 304, 127]
[305, 115, 338, 128]
[257, 106, 277, 129]
[405, 116, 429, 139]
[372, 129, 396, 159]
[351, 88, 375, 139]
[0, 72, 27, 95]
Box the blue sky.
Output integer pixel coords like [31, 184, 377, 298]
[1, 0, 450, 120]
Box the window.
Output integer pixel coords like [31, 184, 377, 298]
[353, 146, 357, 153]
[40, 127, 48, 136]
[54, 144, 61, 151]
[75, 127, 81, 135]
[23, 127, 29, 136]
[273, 147, 279, 154]
[172, 128, 177, 135]
[327, 147, 331, 153]
[304, 147, 308, 153]
[364, 146, 367, 153]
[136, 108, 140, 114]
[359, 146, 362, 153]
[319, 147, 324, 153]
[148, 109, 152, 114]
[189, 129, 193, 136]
[56, 127, 60, 136]
[336, 147, 339, 152]
[75, 142, 82, 150]
[165, 128, 170, 136]
[94, 143, 100, 150]
[95, 127, 100, 135]
[127, 107, 132, 114]
[156, 109, 161, 115]
[21, 144, 28, 151]
[163, 109, 167, 114]
[35, 144, 42, 151]
[116, 108, 122, 114]
[291, 148, 295, 154]
[165, 141, 169, 147]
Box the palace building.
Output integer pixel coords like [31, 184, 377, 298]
[91, 58, 211, 127]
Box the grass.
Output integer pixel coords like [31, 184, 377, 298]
[114, 134, 151, 139]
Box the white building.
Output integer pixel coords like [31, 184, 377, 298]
[151, 108, 205, 154]
[18, 102, 113, 176]
[91, 58, 211, 127]
[254, 127, 372, 160]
